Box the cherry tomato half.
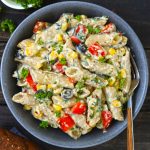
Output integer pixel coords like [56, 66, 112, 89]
[101, 110, 113, 128]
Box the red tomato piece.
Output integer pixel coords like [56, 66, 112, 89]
[75, 25, 87, 34]
[53, 62, 65, 73]
[101, 23, 113, 33]
[101, 111, 113, 129]
[71, 36, 81, 45]
[26, 73, 37, 92]
[68, 77, 76, 84]
[58, 114, 75, 132]
[33, 21, 47, 33]
[101, 51, 107, 57]
[88, 43, 102, 56]
[72, 102, 87, 114]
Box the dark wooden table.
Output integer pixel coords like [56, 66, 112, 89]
[0, 0, 150, 149]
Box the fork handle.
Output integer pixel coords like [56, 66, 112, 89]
[127, 107, 134, 150]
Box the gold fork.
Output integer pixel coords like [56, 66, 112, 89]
[127, 54, 140, 150]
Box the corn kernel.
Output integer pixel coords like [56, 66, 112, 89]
[25, 48, 32, 56]
[34, 111, 43, 119]
[109, 77, 116, 86]
[23, 105, 32, 110]
[26, 41, 34, 47]
[112, 100, 121, 107]
[53, 104, 62, 111]
[53, 88, 63, 94]
[49, 51, 58, 60]
[68, 51, 78, 59]
[37, 84, 46, 90]
[47, 84, 52, 89]
[120, 69, 126, 78]
[58, 53, 65, 59]
[57, 34, 63, 42]
[109, 48, 116, 55]
[61, 22, 68, 31]
[80, 15, 87, 19]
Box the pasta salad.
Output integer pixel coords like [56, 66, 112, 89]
[12, 14, 131, 139]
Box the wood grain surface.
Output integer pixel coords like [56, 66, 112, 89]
[0, 1, 150, 150]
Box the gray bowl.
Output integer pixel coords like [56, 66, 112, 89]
[1, 1, 149, 149]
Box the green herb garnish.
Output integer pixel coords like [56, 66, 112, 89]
[75, 15, 81, 21]
[55, 111, 61, 118]
[98, 57, 106, 63]
[59, 58, 67, 65]
[37, 38, 44, 45]
[119, 78, 126, 89]
[49, 60, 55, 64]
[87, 25, 101, 34]
[35, 90, 53, 100]
[57, 45, 63, 54]
[0, 19, 16, 34]
[47, 91, 53, 98]
[12, 0, 43, 9]
[39, 121, 49, 128]
[75, 81, 85, 90]
[20, 68, 29, 79]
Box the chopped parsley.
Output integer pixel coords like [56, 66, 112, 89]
[59, 58, 67, 65]
[85, 54, 92, 59]
[75, 15, 82, 21]
[55, 111, 61, 118]
[37, 38, 44, 45]
[20, 68, 29, 79]
[89, 113, 95, 119]
[49, 60, 55, 64]
[57, 45, 63, 54]
[119, 78, 126, 89]
[0, 19, 16, 34]
[12, 0, 43, 9]
[75, 81, 85, 90]
[98, 57, 106, 63]
[35, 90, 53, 100]
[75, 97, 80, 102]
[87, 25, 101, 34]
[39, 121, 49, 128]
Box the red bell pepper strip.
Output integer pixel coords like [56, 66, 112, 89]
[75, 25, 87, 34]
[72, 102, 87, 114]
[88, 43, 102, 56]
[33, 21, 48, 33]
[71, 36, 81, 45]
[26, 73, 37, 92]
[88, 43, 107, 57]
[101, 110, 113, 128]
[58, 114, 75, 132]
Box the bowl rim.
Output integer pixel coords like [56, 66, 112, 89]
[1, 1, 149, 148]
